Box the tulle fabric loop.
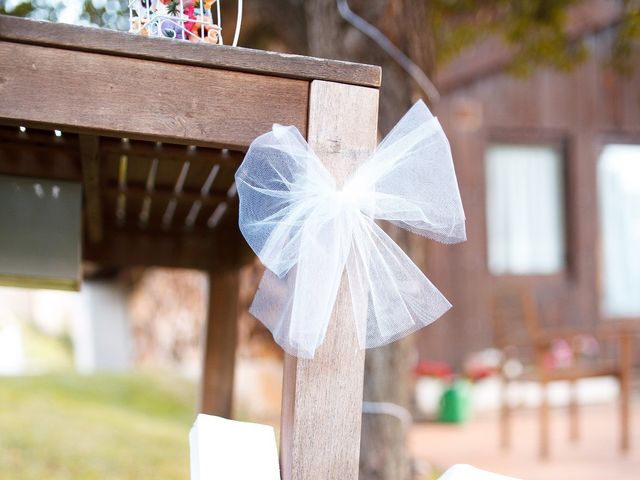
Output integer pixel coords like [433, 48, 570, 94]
[235, 100, 466, 358]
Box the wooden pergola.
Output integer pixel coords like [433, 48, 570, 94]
[0, 15, 381, 479]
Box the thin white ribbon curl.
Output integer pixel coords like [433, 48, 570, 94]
[235, 100, 466, 359]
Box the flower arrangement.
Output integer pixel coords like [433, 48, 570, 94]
[542, 334, 600, 371]
[129, 0, 222, 44]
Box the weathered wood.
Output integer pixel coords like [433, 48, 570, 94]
[0, 15, 381, 88]
[199, 269, 239, 417]
[280, 80, 379, 480]
[0, 41, 308, 150]
[79, 135, 103, 243]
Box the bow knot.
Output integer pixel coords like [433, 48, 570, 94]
[236, 100, 466, 358]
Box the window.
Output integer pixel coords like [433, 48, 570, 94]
[485, 144, 566, 275]
[598, 144, 640, 317]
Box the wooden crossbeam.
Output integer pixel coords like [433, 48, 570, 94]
[100, 138, 245, 165]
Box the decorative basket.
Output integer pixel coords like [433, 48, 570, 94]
[129, 0, 242, 46]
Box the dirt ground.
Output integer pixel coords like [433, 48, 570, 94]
[409, 398, 640, 480]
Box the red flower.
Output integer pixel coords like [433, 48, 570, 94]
[415, 360, 453, 380]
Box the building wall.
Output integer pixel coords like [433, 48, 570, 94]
[417, 30, 640, 366]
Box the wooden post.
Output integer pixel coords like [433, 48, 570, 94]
[619, 329, 633, 452]
[279, 80, 379, 480]
[539, 381, 550, 460]
[568, 379, 579, 442]
[500, 378, 511, 450]
[199, 269, 239, 418]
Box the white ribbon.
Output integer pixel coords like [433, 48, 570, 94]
[235, 100, 466, 358]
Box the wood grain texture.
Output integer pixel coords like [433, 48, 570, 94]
[79, 135, 103, 243]
[199, 269, 240, 418]
[0, 15, 381, 88]
[0, 41, 308, 149]
[280, 80, 379, 480]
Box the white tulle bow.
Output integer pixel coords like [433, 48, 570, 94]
[235, 100, 466, 358]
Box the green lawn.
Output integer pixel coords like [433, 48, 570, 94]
[0, 372, 197, 479]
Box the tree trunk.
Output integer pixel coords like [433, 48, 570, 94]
[304, 2, 437, 479]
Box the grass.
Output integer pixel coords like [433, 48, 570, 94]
[0, 372, 197, 479]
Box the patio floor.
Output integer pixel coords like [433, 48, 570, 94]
[409, 396, 640, 480]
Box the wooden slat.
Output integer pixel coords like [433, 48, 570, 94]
[0, 15, 381, 88]
[105, 184, 226, 207]
[0, 42, 308, 150]
[199, 269, 239, 418]
[100, 138, 244, 164]
[79, 135, 103, 243]
[280, 80, 379, 480]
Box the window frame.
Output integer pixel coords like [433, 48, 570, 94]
[483, 129, 572, 280]
[595, 135, 640, 321]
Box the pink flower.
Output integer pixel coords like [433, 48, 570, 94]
[183, 5, 196, 32]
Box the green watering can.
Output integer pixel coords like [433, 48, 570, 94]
[438, 379, 472, 423]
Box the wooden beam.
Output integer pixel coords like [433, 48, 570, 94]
[79, 134, 103, 243]
[0, 144, 80, 181]
[0, 15, 381, 88]
[199, 269, 239, 417]
[83, 228, 252, 271]
[100, 137, 245, 164]
[280, 80, 379, 480]
[104, 184, 226, 208]
[0, 41, 308, 150]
